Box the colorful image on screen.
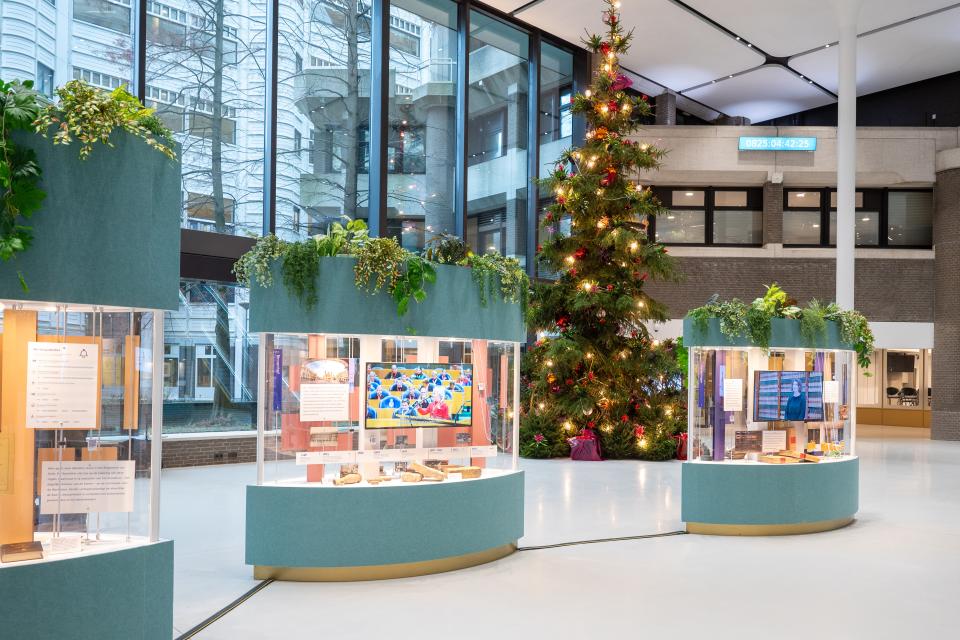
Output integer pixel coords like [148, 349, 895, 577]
[754, 371, 825, 422]
[365, 363, 473, 429]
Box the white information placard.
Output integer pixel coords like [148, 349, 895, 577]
[26, 342, 99, 429]
[40, 460, 134, 514]
[823, 380, 840, 403]
[761, 430, 787, 453]
[723, 378, 743, 412]
[296, 451, 357, 465]
[299, 358, 351, 422]
[470, 445, 498, 458]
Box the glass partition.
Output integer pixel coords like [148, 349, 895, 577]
[0, 303, 160, 558]
[260, 333, 519, 486]
[688, 346, 856, 463]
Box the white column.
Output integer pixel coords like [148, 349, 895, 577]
[149, 312, 165, 543]
[835, 0, 863, 309]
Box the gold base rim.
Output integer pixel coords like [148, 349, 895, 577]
[254, 543, 517, 582]
[686, 517, 855, 536]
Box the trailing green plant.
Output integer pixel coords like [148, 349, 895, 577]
[392, 254, 437, 316]
[354, 236, 406, 294]
[281, 240, 321, 309]
[314, 218, 368, 257]
[34, 80, 176, 160]
[422, 233, 470, 264]
[0, 79, 45, 290]
[233, 233, 286, 287]
[686, 284, 876, 367]
[464, 250, 530, 316]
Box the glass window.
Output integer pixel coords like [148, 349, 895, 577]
[147, 0, 266, 237]
[163, 281, 258, 433]
[714, 190, 747, 207]
[783, 210, 822, 245]
[888, 191, 933, 246]
[539, 42, 573, 162]
[884, 350, 921, 408]
[673, 189, 705, 207]
[829, 210, 880, 245]
[655, 209, 705, 244]
[787, 191, 820, 208]
[466, 11, 529, 268]
[277, 0, 372, 240]
[384, 0, 458, 250]
[74, 0, 132, 34]
[713, 210, 762, 245]
[36, 62, 55, 98]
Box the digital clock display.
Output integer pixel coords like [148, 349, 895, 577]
[738, 136, 817, 152]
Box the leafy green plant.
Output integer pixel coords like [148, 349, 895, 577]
[423, 233, 470, 264]
[281, 240, 321, 308]
[354, 236, 405, 294]
[393, 255, 437, 316]
[314, 218, 368, 257]
[464, 250, 530, 315]
[35, 80, 175, 160]
[827, 306, 875, 370]
[233, 234, 286, 287]
[0, 79, 45, 289]
[800, 299, 829, 346]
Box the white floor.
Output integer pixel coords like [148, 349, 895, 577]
[162, 426, 960, 639]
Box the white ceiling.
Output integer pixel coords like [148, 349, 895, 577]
[486, 0, 960, 122]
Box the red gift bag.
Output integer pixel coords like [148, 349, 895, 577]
[568, 428, 603, 461]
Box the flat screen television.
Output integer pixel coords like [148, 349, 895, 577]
[365, 362, 473, 429]
[753, 370, 825, 422]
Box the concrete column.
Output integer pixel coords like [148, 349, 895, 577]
[932, 150, 960, 440]
[835, 0, 862, 309]
[655, 92, 677, 125]
[762, 181, 783, 245]
[424, 103, 455, 236]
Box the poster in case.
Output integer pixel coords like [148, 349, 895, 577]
[365, 362, 473, 428]
[754, 370, 824, 422]
[299, 358, 353, 422]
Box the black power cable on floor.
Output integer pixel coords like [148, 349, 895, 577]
[176, 579, 275, 640]
[518, 529, 687, 551]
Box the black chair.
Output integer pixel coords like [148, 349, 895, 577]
[901, 387, 919, 406]
[886, 387, 900, 404]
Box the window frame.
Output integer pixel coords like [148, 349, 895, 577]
[649, 186, 763, 247]
[783, 187, 932, 249]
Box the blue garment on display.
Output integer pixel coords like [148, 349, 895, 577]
[366, 406, 377, 419]
[379, 395, 402, 409]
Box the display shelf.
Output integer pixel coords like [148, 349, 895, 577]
[682, 318, 860, 535]
[248, 262, 526, 580]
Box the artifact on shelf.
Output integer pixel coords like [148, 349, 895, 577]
[1, 541, 44, 563]
[409, 462, 445, 481]
[333, 473, 361, 486]
[452, 466, 482, 479]
[401, 471, 423, 483]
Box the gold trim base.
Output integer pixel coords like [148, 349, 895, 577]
[254, 543, 517, 582]
[686, 517, 855, 536]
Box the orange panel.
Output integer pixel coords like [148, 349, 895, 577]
[123, 335, 141, 430]
[0, 310, 38, 544]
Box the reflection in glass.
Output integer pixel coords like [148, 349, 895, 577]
[145, 0, 267, 236]
[887, 191, 933, 246]
[277, 0, 372, 239]
[655, 209, 705, 244]
[713, 210, 762, 245]
[466, 11, 529, 267]
[783, 210, 821, 245]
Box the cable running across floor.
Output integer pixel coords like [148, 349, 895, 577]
[175, 579, 275, 640]
[518, 529, 687, 551]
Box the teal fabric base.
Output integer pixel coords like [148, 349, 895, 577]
[683, 317, 855, 351]
[682, 458, 859, 525]
[0, 540, 173, 640]
[249, 257, 526, 342]
[0, 132, 181, 310]
[246, 471, 524, 568]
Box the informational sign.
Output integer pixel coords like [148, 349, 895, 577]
[738, 136, 817, 152]
[735, 430, 762, 453]
[309, 428, 338, 448]
[299, 358, 351, 422]
[761, 430, 788, 453]
[823, 380, 840, 403]
[40, 460, 135, 514]
[0, 433, 12, 494]
[723, 378, 743, 412]
[272, 349, 283, 411]
[26, 342, 99, 429]
[296, 450, 356, 466]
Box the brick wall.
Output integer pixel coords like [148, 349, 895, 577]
[161, 436, 258, 468]
[762, 182, 783, 244]
[933, 167, 960, 440]
[646, 256, 934, 322]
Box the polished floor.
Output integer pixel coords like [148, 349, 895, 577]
[162, 426, 960, 639]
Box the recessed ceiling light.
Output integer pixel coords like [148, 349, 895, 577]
[797, 193, 806, 198]
[735, 37, 741, 41]
[862, 217, 870, 222]
[825, 44, 831, 48]
[685, 192, 694, 196]
[747, 43, 752, 48]
[812, 224, 820, 228]
[728, 75, 733, 78]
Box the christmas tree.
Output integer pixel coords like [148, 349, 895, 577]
[519, 0, 686, 461]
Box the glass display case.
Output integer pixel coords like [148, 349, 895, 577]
[0, 302, 162, 561]
[687, 346, 856, 464]
[259, 333, 520, 486]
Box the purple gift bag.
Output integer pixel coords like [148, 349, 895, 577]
[568, 428, 603, 461]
